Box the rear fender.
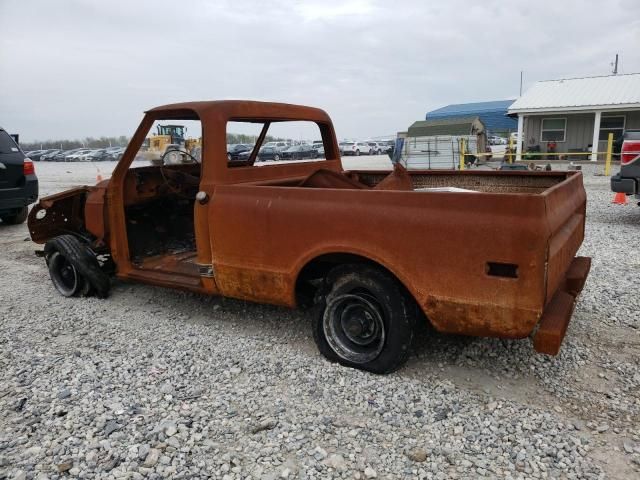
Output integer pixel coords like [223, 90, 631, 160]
[28, 187, 89, 244]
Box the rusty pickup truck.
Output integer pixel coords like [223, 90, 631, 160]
[28, 101, 590, 373]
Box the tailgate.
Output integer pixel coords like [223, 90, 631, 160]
[543, 172, 587, 303]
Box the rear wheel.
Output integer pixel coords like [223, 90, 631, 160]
[312, 264, 416, 374]
[274, 154, 280, 161]
[1, 206, 28, 225]
[44, 235, 110, 298]
[355, 150, 360, 156]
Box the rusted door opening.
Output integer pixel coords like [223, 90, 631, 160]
[122, 117, 203, 278]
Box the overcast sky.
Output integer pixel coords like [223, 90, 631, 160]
[2, 0, 639, 142]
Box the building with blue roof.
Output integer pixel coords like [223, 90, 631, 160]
[427, 100, 516, 134]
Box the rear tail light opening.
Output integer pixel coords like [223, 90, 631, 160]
[23, 159, 35, 175]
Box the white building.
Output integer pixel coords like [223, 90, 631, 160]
[508, 73, 640, 161]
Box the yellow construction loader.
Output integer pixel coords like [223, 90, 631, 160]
[144, 124, 201, 165]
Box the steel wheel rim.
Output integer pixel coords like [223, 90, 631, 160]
[323, 293, 386, 364]
[49, 251, 79, 296]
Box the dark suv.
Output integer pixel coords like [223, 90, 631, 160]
[0, 127, 38, 224]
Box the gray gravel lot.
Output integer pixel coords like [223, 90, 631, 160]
[1, 160, 639, 479]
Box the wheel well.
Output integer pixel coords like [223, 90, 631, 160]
[295, 253, 418, 310]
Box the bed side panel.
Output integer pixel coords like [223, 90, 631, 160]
[209, 185, 550, 337]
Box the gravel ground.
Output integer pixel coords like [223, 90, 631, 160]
[1, 160, 639, 479]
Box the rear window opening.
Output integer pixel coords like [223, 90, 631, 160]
[226, 120, 335, 167]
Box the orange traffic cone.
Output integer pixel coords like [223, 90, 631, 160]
[96, 168, 103, 183]
[612, 192, 628, 205]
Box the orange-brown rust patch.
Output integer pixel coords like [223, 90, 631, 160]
[423, 295, 540, 338]
[215, 264, 293, 307]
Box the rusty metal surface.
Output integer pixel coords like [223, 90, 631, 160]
[533, 256, 590, 355]
[29, 100, 590, 353]
[28, 187, 89, 243]
[84, 183, 109, 245]
[210, 178, 553, 337]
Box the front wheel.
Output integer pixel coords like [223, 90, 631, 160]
[312, 264, 416, 374]
[355, 150, 360, 156]
[44, 235, 110, 298]
[274, 154, 280, 161]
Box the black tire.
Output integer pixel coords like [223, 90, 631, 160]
[355, 150, 360, 156]
[312, 264, 415, 374]
[274, 154, 280, 161]
[1, 206, 28, 225]
[44, 235, 110, 298]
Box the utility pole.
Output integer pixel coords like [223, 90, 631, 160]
[519, 71, 523, 96]
[612, 54, 619, 75]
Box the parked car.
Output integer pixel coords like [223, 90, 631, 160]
[84, 149, 110, 162]
[611, 130, 640, 204]
[312, 144, 325, 158]
[227, 144, 253, 161]
[281, 144, 318, 160]
[27, 100, 591, 374]
[263, 141, 289, 151]
[77, 150, 98, 162]
[488, 135, 507, 145]
[367, 142, 385, 155]
[0, 127, 38, 224]
[51, 149, 80, 162]
[40, 150, 63, 161]
[25, 149, 46, 160]
[65, 149, 93, 162]
[52, 148, 83, 162]
[339, 141, 371, 156]
[105, 147, 125, 161]
[257, 146, 281, 161]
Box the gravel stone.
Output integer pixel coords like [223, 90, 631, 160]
[406, 447, 428, 462]
[325, 453, 347, 470]
[143, 449, 160, 467]
[364, 466, 377, 478]
[56, 462, 72, 472]
[104, 420, 121, 436]
[56, 388, 71, 400]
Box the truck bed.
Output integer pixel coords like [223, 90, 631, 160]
[355, 170, 567, 194]
[211, 168, 587, 354]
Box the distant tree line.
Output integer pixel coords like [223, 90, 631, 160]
[225, 134, 287, 145]
[21, 136, 130, 151]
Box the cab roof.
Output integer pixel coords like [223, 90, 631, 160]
[146, 100, 332, 123]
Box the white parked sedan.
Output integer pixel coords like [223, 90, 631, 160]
[339, 141, 373, 156]
[65, 149, 93, 161]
